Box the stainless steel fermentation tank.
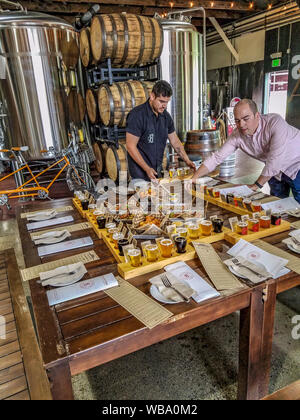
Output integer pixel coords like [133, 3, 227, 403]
[0, 10, 79, 160]
[157, 11, 207, 141]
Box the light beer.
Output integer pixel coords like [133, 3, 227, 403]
[128, 248, 142, 267]
[145, 244, 159, 262]
[188, 223, 200, 239]
[160, 239, 173, 258]
[200, 220, 212, 236]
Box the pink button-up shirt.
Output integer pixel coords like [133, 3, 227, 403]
[203, 114, 300, 180]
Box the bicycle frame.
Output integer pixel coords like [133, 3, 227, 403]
[0, 155, 71, 199]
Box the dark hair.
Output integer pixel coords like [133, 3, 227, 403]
[152, 80, 173, 98]
[235, 98, 258, 115]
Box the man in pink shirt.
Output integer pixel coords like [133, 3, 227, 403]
[191, 99, 300, 203]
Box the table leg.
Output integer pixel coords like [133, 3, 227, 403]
[259, 279, 277, 398]
[238, 284, 265, 400]
[46, 359, 74, 400]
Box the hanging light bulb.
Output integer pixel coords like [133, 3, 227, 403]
[190, 1, 194, 7]
[169, 1, 174, 8]
[268, 3, 272, 10]
[210, 1, 214, 7]
[230, 2, 234, 7]
[249, 2, 254, 9]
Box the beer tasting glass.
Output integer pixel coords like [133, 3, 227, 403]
[271, 212, 282, 226]
[175, 236, 187, 253]
[160, 239, 173, 258]
[259, 215, 271, 229]
[237, 221, 248, 235]
[108, 227, 118, 240]
[248, 218, 260, 232]
[128, 248, 142, 267]
[200, 220, 212, 236]
[145, 244, 159, 262]
[112, 232, 124, 249]
[81, 200, 89, 210]
[118, 238, 129, 256]
[251, 201, 262, 212]
[212, 218, 223, 233]
[176, 227, 188, 238]
[188, 223, 200, 239]
[96, 216, 106, 229]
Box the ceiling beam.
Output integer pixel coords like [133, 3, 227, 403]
[22, 0, 252, 12]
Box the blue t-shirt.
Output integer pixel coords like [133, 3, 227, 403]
[126, 99, 175, 181]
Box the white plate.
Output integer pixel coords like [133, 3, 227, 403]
[43, 271, 86, 287]
[227, 261, 267, 279]
[286, 243, 300, 254]
[150, 280, 190, 304]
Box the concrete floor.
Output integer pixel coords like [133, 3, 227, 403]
[1, 152, 299, 400]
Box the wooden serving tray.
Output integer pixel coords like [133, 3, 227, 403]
[87, 209, 231, 279]
[72, 198, 89, 218]
[224, 220, 291, 245]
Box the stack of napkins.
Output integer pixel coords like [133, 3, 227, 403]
[223, 256, 272, 283]
[262, 197, 300, 213]
[26, 210, 57, 221]
[227, 239, 290, 279]
[150, 271, 195, 303]
[40, 262, 87, 287]
[32, 230, 71, 245]
[46, 273, 118, 305]
[282, 229, 300, 252]
[37, 236, 93, 257]
[164, 261, 220, 303]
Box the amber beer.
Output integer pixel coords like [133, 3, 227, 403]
[251, 201, 262, 212]
[259, 215, 271, 229]
[145, 244, 159, 262]
[176, 227, 188, 238]
[128, 248, 142, 267]
[188, 223, 200, 239]
[248, 218, 260, 232]
[200, 220, 212, 236]
[112, 232, 124, 249]
[237, 221, 248, 235]
[160, 239, 173, 258]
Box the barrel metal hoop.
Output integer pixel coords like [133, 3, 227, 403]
[141, 81, 149, 101]
[148, 18, 156, 63]
[88, 89, 97, 124]
[126, 81, 135, 109]
[136, 15, 145, 65]
[156, 18, 164, 60]
[109, 14, 118, 62]
[103, 84, 115, 126]
[116, 82, 126, 128]
[119, 13, 129, 66]
[98, 15, 107, 62]
[111, 145, 121, 182]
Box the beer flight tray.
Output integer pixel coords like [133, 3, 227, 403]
[85, 211, 231, 280]
[190, 189, 278, 217]
[224, 220, 291, 245]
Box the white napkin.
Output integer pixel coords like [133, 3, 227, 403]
[150, 272, 194, 302]
[223, 258, 271, 283]
[26, 210, 57, 221]
[227, 239, 288, 278]
[282, 232, 300, 252]
[32, 230, 71, 245]
[39, 262, 87, 287]
[164, 261, 220, 303]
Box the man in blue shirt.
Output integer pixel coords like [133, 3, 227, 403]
[126, 80, 195, 181]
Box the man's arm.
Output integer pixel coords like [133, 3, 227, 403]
[126, 132, 157, 180]
[168, 131, 196, 171]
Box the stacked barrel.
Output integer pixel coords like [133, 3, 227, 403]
[79, 13, 163, 182]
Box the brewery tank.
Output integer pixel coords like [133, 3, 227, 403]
[0, 10, 79, 160]
[158, 16, 204, 141]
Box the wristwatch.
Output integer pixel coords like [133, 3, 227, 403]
[255, 181, 263, 189]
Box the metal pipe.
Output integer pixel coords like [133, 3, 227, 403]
[0, 0, 24, 11]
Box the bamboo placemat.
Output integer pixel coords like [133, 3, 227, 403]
[252, 239, 300, 275]
[104, 277, 173, 329]
[193, 242, 244, 290]
[21, 250, 99, 282]
[21, 206, 74, 218]
[260, 196, 280, 204]
[291, 221, 300, 229]
[29, 222, 92, 239]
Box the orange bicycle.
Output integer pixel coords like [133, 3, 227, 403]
[0, 143, 95, 209]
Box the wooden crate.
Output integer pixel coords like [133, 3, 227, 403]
[72, 198, 88, 219]
[224, 220, 291, 244]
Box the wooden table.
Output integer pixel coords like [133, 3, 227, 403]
[16, 197, 299, 400]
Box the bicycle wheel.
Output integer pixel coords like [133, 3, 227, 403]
[66, 165, 96, 192]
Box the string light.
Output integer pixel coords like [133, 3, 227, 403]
[268, 3, 272, 10]
[230, 2, 234, 8]
[210, 1, 214, 7]
[249, 2, 254, 9]
[169, 2, 174, 8]
[190, 1, 194, 7]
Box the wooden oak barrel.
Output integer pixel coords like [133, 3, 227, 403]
[90, 13, 163, 67]
[61, 37, 79, 69]
[105, 143, 129, 183]
[185, 129, 221, 162]
[86, 88, 98, 124]
[98, 80, 153, 127]
[80, 27, 93, 68]
[93, 142, 108, 174]
[78, 92, 86, 123]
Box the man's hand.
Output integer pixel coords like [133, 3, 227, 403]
[248, 184, 260, 192]
[186, 159, 196, 172]
[146, 167, 158, 181]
